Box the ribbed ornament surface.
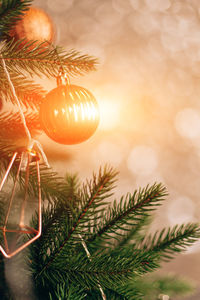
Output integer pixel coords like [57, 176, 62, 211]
[39, 84, 99, 145]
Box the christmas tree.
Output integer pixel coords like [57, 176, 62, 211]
[0, 1, 199, 299]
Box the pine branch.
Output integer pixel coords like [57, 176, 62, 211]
[0, 71, 45, 109]
[1, 2, 198, 299]
[104, 286, 143, 300]
[0, 112, 41, 177]
[116, 215, 152, 249]
[0, 143, 80, 213]
[76, 166, 118, 230]
[33, 246, 159, 294]
[139, 223, 200, 261]
[86, 183, 167, 250]
[25, 170, 200, 299]
[0, 40, 96, 108]
[86, 284, 143, 300]
[63, 173, 81, 209]
[0, 39, 98, 78]
[30, 166, 81, 206]
[0, 0, 32, 39]
[49, 282, 87, 300]
[0, 111, 40, 142]
[30, 167, 118, 281]
[28, 175, 80, 280]
[86, 288, 139, 300]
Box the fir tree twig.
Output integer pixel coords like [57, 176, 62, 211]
[86, 183, 166, 250]
[139, 223, 200, 261]
[1, 39, 98, 78]
[0, 0, 33, 39]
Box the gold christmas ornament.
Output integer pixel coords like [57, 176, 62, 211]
[0, 148, 42, 258]
[9, 6, 55, 47]
[39, 74, 100, 145]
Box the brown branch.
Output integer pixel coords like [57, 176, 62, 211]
[2, 57, 95, 67]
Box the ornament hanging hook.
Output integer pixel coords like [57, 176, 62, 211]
[57, 68, 70, 87]
[48, 42, 70, 87]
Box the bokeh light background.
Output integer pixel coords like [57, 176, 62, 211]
[34, 0, 200, 297]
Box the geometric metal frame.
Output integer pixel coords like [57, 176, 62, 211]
[0, 150, 42, 258]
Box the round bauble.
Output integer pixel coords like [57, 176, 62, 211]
[39, 84, 100, 145]
[9, 7, 55, 47]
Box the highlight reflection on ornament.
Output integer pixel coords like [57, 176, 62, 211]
[0, 149, 41, 258]
[39, 74, 100, 145]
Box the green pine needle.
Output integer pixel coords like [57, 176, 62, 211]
[0, 0, 33, 39]
[0, 3, 198, 298]
[87, 183, 167, 250]
[0, 71, 45, 109]
[139, 223, 200, 261]
[0, 39, 98, 78]
[0, 111, 40, 142]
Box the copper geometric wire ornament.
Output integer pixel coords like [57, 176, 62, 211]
[0, 148, 42, 258]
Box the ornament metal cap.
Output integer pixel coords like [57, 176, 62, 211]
[57, 70, 70, 87]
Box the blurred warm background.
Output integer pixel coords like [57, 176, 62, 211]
[33, 0, 200, 298]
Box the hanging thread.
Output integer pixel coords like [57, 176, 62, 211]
[1, 57, 32, 142]
[1, 54, 50, 168]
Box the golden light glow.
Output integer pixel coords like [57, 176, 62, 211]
[175, 108, 200, 139]
[91, 102, 97, 120]
[127, 146, 158, 176]
[99, 98, 121, 130]
[167, 196, 195, 226]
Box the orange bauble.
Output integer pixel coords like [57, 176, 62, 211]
[39, 83, 100, 145]
[10, 7, 55, 46]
